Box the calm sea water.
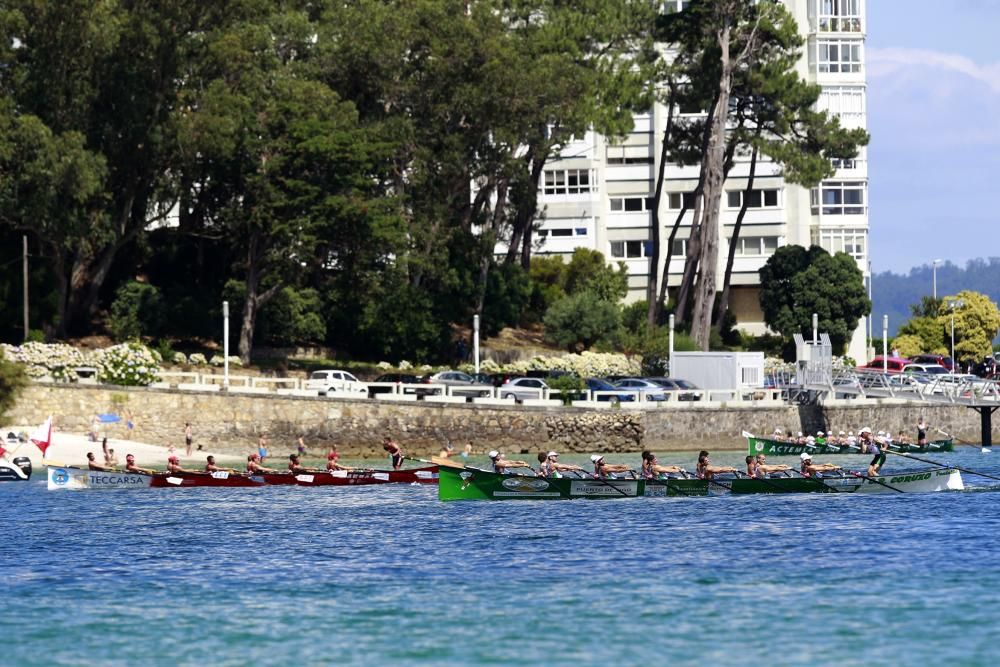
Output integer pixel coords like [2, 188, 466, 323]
[4, 449, 1000, 666]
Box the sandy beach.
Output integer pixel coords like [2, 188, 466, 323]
[1, 422, 243, 469]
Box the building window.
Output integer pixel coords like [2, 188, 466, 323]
[811, 181, 866, 215]
[670, 239, 687, 256]
[815, 39, 863, 74]
[575, 228, 587, 236]
[609, 240, 653, 259]
[816, 228, 867, 260]
[606, 145, 653, 165]
[609, 196, 651, 212]
[818, 0, 862, 33]
[543, 169, 593, 195]
[726, 189, 780, 209]
[667, 192, 697, 209]
[817, 86, 865, 124]
[550, 228, 573, 237]
[662, 1, 692, 13]
[733, 236, 779, 257]
[831, 157, 857, 170]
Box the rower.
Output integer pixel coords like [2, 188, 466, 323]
[382, 437, 404, 470]
[86, 452, 115, 472]
[438, 444, 455, 459]
[695, 451, 737, 480]
[488, 450, 530, 474]
[590, 454, 630, 478]
[539, 451, 582, 478]
[247, 453, 278, 474]
[745, 455, 757, 477]
[326, 449, 352, 471]
[643, 451, 684, 478]
[124, 454, 155, 475]
[204, 455, 237, 473]
[166, 455, 196, 474]
[288, 453, 319, 474]
[754, 454, 790, 478]
[799, 452, 840, 478]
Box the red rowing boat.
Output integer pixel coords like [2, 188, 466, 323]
[149, 471, 265, 488]
[293, 466, 438, 486]
[255, 472, 298, 485]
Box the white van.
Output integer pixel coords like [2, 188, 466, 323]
[305, 370, 369, 397]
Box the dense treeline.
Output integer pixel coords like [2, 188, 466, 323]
[1, 1, 867, 363]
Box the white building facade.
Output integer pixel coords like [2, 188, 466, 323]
[500, 0, 870, 361]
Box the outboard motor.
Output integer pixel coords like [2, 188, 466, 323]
[12, 456, 32, 480]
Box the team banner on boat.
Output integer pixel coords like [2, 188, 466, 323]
[47, 467, 151, 490]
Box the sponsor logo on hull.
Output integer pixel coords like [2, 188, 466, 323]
[569, 480, 638, 496]
[501, 477, 550, 492]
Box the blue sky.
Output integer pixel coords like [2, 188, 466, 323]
[867, 0, 1000, 274]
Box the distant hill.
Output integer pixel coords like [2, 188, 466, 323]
[874, 258, 1000, 337]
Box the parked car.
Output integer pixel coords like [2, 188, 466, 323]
[426, 371, 493, 397]
[909, 354, 955, 372]
[857, 356, 910, 373]
[370, 373, 434, 396]
[305, 369, 369, 397]
[613, 378, 668, 401]
[645, 377, 703, 401]
[901, 363, 950, 377]
[585, 378, 635, 402]
[499, 377, 549, 401]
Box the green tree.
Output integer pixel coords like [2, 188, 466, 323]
[890, 334, 924, 359]
[939, 291, 1000, 361]
[543, 291, 621, 352]
[258, 287, 326, 347]
[107, 281, 166, 342]
[563, 248, 629, 301]
[759, 245, 870, 356]
[525, 255, 569, 324]
[0, 349, 27, 421]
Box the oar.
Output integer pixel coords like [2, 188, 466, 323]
[884, 450, 1000, 483]
[783, 467, 842, 493]
[734, 469, 793, 494]
[936, 427, 987, 452]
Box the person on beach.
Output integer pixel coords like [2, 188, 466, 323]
[591, 454, 630, 478]
[86, 452, 115, 471]
[754, 454, 790, 478]
[695, 451, 737, 480]
[297, 435, 308, 457]
[488, 450, 530, 474]
[185, 423, 194, 456]
[124, 454, 156, 475]
[383, 437, 404, 470]
[462, 442, 473, 459]
[799, 453, 840, 478]
[204, 455, 237, 473]
[642, 452, 684, 478]
[89, 414, 100, 442]
[247, 453, 278, 474]
[125, 409, 135, 437]
[257, 435, 269, 462]
[166, 455, 197, 474]
[537, 451, 583, 477]
[102, 438, 119, 468]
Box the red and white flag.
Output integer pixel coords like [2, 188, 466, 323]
[30, 416, 52, 456]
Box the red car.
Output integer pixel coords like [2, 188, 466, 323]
[858, 356, 911, 373]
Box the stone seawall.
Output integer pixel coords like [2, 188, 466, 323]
[6, 384, 993, 456]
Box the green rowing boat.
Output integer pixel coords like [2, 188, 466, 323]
[746, 436, 953, 456]
[437, 466, 964, 501]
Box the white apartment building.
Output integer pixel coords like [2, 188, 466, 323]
[499, 0, 869, 361]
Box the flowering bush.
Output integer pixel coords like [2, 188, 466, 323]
[228, 355, 243, 367]
[398, 360, 413, 370]
[376, 361, 392, 370]
[189, 353, 208, 366]
[1, 342, 95, 380]
[459, 351, 640, 378]
[96, 342, 160, 386]
[172, 352, 188, 365]
[209, 354, 224, 367]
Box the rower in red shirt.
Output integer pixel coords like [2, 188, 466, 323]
[166, 455, 197, 474]
[326, 448, 352, 471]
[246, 453, 278, 474]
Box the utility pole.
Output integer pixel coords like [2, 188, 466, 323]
[22, 235, 29, 341]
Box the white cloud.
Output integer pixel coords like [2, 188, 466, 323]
[867, 47, 1000, 94]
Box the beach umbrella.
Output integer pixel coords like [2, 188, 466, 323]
[98, 413, 122, 423]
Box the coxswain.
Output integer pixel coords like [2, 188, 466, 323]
[86, 452, 115, 471]
[204, 455, 237, 473]
[590, 454, 630, 478]
[166, 455, 196, 474]
[866, 438, 887, 477]
[695, 451, 737, 480]
[538, 451, 583, 478]
[382, 437, 404, 470]
[488, 450, 530, 474]
[799, 452, 840, 478]
[124, 454, 155, 475]
[857, 427, 877, 454]
[102, 438, 118, 467]
[247, 453, 278, 474]
[754, 454, 790, 478]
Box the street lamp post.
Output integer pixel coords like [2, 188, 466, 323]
[222, 300, 230, 388]
[668, 313, 675, 377]
[812, 313, 818, 345]
[948, 299, 965, 369]
[473, 314, 480, 374]
[932, 259, 942, 300]
[867, 261, 873, 358]
[882, 315, 888, 372]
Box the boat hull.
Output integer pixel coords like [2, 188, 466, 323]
[294, 466, 438, 486]
[747, 436, 953, 456]
[48, 466, 152, 490]
[149, 471, 265, 488]
[0, 457, 31, 482]
[438, 466, 964, 500]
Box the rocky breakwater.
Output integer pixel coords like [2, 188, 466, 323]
[543, 413, 642, 452]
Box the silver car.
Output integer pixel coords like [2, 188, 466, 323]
[499, 377, 549, 401]
[426, 371, 493, 398]
[613, 378, 668, 401]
